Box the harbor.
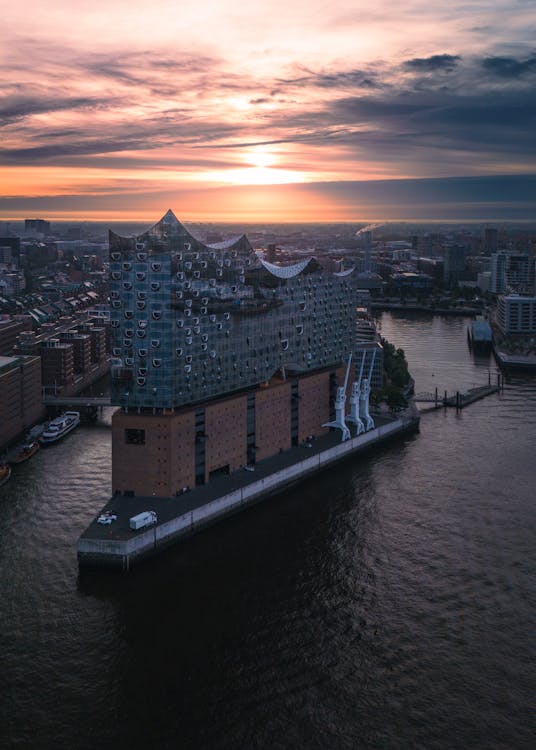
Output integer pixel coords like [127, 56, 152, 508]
[2, 311, 535, 750]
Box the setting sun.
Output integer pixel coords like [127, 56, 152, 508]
[247, 148, 276, 169]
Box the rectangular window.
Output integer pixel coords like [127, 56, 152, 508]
[125, 428, 145, 445]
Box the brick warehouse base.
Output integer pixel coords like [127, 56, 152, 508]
[111, 370, 335, 497]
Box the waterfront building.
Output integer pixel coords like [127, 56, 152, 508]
[490, 252, 532, 295]
[496, 294, 536, 335]
[40, 339, 74, 393]
[77, 322, 107, 366]
[390, 272, 433, 294]
[109, 210, 374, 497]
[0, 354, 44, 450]
[58, 331, 91, 376]
[15, 314, 110, 395]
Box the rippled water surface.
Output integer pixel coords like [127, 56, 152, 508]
[1, 313, 535, 749]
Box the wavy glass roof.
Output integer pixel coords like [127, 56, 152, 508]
[207, 236, 245, 250]
[334, 267, 356, 277]
[259, 257, 314, 279]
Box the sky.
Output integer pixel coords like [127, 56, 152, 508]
[1, 0, 535, 222]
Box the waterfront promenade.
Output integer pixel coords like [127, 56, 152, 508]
[78, 411, 418, 569]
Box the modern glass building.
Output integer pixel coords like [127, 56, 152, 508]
[110, 210, 358, 410]
[109, 211, 380, 496]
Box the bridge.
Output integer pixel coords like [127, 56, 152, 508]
[42, 395, 111, 407]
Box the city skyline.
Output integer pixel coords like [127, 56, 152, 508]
[1, 0, 535, 221]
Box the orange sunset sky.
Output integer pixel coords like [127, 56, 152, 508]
[1, 0, 535, 222]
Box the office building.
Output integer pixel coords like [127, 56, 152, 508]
[490, 252, 532, 295]
[0, 237, 21, 264]
[443, 245, 468, 284]
[496, 295, 536, 335]
[24, 219, 51, 236]
[483, 227, 498, 254]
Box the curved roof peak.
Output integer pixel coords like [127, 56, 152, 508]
[162, 208, 180, 224]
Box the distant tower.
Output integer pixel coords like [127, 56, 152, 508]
[24, 219, 50, 237]
[484, 227, 498, 255]
[363, 231, 373, 273]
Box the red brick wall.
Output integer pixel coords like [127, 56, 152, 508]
[298, 371, 330, 443]
[255, 382, 291, 460]
[204, 395, 247, 479]
[112, 410, 195, 497]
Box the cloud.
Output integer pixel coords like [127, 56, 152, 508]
[1, 175, 535, 221]
[482, 55, 536, 78]
[277, 65, 382, 90]
[403, 54, 461, 72]
[0, 95, 111, 126]
[0, 6, 535, 221]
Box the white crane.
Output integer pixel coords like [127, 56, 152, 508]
[323, 353, 352, 441]
[346, 350, 366, 435]
[360, 348, 376, 431]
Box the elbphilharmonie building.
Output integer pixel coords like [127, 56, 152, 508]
[109, 210, 380, 496]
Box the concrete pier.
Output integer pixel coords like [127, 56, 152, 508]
[78, 413, 419, 570]
[447, 384, 500, 408]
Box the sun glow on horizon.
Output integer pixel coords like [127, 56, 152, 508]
[247, 147, 276, 169]
[0, 1, 533, 221]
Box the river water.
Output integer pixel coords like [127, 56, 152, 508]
[1, 313, 535, 750]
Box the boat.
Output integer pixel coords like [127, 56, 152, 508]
[39, 412, 81, 445]
[467, 318, 493, 352]
[0, 463, 11, 487]
[25, 423, 47, 442]
[8, 441, 41, 465]
[493, 347, 536, 372]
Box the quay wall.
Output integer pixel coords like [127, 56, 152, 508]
[78, 416, 418, 570]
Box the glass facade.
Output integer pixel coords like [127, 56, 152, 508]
[110, 210, 358, 409]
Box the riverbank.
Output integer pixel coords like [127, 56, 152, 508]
[372, 301, 480, 316]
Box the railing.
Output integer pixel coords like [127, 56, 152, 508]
[413, 380, 503, 409]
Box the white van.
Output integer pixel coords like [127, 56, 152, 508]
[129, 511, 157, 531]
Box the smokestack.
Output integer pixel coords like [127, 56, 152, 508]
[363, 230, 372, 273]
